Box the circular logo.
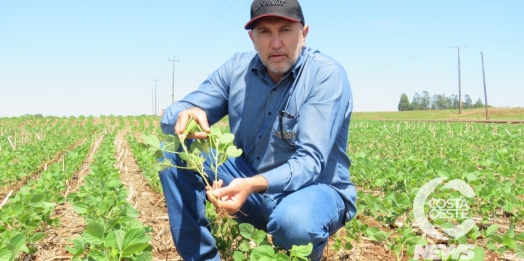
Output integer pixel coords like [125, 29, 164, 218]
[413, 177, 476, 240]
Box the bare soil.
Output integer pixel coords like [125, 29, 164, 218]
[114, 130, 177, 260]
[32, 135, 104, 261]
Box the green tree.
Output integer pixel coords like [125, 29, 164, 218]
[411, 93, 422, 110]
[449, 94, 459, 109]
[474, 98, 484, 108]
[464, 94, 473, 109]
[421, 91, 431, 110]
[398, 93, 411, 111]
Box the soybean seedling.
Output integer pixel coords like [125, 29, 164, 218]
[141, 117, 243, 212]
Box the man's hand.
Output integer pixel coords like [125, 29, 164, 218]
[206, 176, 268, 215]
[175, 107, 210, 139]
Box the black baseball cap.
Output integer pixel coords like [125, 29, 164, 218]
[244, 0, 305, 30]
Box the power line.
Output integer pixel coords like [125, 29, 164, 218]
[179, 0, 238, 53]
[185, 1, 250, 57]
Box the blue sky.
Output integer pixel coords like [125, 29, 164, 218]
[1, 1, 523, 117]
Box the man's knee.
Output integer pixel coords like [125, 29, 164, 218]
[267, 205, 325, 249]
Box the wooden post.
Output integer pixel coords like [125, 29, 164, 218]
[481, 51, 489, 120]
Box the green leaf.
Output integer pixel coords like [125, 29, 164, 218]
[29, 233, 46, 243]
[86, 248, 106, 260]
[9, 234, 26, 250]
[290, 243, 313, 257]
[72, 202, 89, 214]
[126, 206, 140, 218]
[154, 149, 164, 159]
[238, 240, 251, 252]
[233, 251, 247, 261]
[163, 135, 181, 152]
[465, 172, 477, 182]
[142, 134, 160, 148]
[104, 231, 118, 249]
[490, 234, 503, 243]
[135, 251, 153, 261]
[30, 193, 44, 204]
[485, 224, 499, 237]
[275, 252, 291, 261]
[464, 246, 485, 261]
[366, 227, 389, 243]
[83, 222, 105, 245]
[227, 146, 243, 158]
[114, 230, 125, 251]
[503, 201, 514, 213]
[250, 245, 275, 261]
[66, 238, 87, 258]
[516, 244, 524, 259]
[239, 223, 255, 240]
[210, 127, 222, 137]
[220, 133, 235, 144]
[179, 152, 191, 161]
[190, 140, 205, 154]
[0, 249, 13, 261]
[184, 118, 201, 137]
[252, 230, 268, 245]
[155, 158, 173, 172]
[503, 233, 516, 250]
[122, 242, 150, 256]
[123, 228, 147, 247]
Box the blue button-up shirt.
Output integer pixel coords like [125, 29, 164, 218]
[161, 47, 357, 220]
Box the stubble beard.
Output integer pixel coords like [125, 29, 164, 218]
[262, 43, 303, 76]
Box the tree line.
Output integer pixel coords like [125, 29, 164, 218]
[398, 91, 485, 111]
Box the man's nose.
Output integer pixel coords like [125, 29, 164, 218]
[270, 34, 283, 49]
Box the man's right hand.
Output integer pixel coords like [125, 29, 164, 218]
[175, 107, 210, 139]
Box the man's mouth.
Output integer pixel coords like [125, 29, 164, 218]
[269, 53, 286, 59]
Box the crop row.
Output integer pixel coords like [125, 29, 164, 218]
[0, 120, 103, 188]
[342, 120, 524, 260]
[66, 133, 153, 260]
[0, 138, 91, 260]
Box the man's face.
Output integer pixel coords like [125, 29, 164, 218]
[249, 17, 309, 81]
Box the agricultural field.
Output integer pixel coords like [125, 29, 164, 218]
[0, 113, 523, 261]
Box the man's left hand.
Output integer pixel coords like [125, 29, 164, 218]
[206, 176, 268, 215]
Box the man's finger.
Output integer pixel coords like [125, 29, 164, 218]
[213, 179, 224, 189]
[186, 132, 208, 139]
[174, 113, 190, 135]
[206, 190, 220, 208]
[191, 110, 210, 132]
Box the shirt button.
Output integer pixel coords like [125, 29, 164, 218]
[258, 135, 262, 139]
[267, 112, 272, 116]
[256, 156, 260, 160]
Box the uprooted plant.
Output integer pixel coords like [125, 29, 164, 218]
[141, 117, 312, 260]
[141, 117, 242, 214]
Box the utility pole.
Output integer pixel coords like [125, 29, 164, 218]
[152, 78, 160, 115]
[452, 47, 464, 114]
[150, 88, 155, 116]
[481, 51, 489, 120]
[168, 56, 180, 104]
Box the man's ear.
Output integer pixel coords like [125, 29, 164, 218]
[248, 30, 258, 51]
[302, 25, 309, 46]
